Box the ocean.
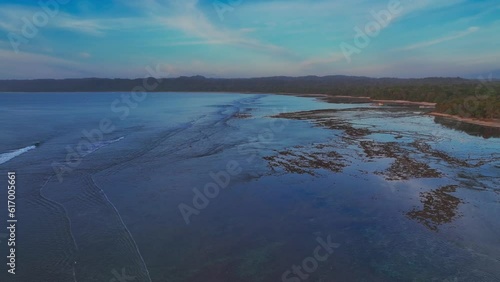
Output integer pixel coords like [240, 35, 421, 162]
[0, 92, 499, 282]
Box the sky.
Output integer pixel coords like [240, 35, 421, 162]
[0, 0, 498, 79]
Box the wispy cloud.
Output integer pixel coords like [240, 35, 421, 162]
[0, 47, 158, 79]
[139, 0, 293, 56]
[55, 17, 109, 36]
[0, 5, 119, 36]
[397, 27, 479, 51]
[0, 48, 83, 78]
[0, 0, 497, 78]
[78, 52, 92, 58]
[0, 5, 37, 33]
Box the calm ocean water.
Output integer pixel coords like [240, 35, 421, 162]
[0, 92, 499, 282]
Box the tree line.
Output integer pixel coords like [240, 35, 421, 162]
[1, 75, 498, 118]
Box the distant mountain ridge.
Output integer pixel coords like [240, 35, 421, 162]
[0, 75, 477, 93]
[1, 75, 499, 119]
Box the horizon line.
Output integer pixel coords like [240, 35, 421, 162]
[0, 75, 492, 81]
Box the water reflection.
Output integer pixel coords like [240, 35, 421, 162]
[434, 117, 500, 138]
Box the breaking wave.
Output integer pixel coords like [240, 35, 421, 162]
[0, 144, 37, 165]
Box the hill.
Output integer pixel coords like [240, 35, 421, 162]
[1, 76, 498, 119]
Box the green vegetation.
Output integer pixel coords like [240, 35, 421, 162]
[435, 95, 500, 119]
[366, 83, 500, 119]
[1, 76, 499, 118]
[340, 83, 500, 119]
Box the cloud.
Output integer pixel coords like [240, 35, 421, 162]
[78, 52, 92, 58]
[0, 48, 146, 79]
[55, 17, 109, 36]
[136, 0, 293, 56]
[0, 0, 497, 79]
[397, 27, 480, 51]
[0, 5, 105, 36]
[0, 5, 37, 34]
[0, 48, 83, 78]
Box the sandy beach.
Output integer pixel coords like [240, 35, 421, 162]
[280, 94, 500, 128]
[429, 112, 500, 128]
[371, 99, 436, 107]
[309, 95, 438, 107]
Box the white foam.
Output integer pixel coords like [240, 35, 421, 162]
[0, 145, 36, 165]
[83, 137, 125, 156]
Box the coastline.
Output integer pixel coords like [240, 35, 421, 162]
[285, 94, 499, 128]
[371, 99, 436, 107]
[428, 112, 500, 128]
[304, 94, 437, 107]
[3, 91, 498, 128]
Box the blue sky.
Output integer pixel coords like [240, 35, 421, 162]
[0, 0, 498, 79]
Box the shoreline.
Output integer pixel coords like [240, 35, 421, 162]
[289, 94, 499, 128]
[287, 94, 437, 107]
[3, 91, 498, 128]
[428, 112, 500, 128]
[371, 99, 436, 107]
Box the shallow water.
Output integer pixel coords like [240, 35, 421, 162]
[0, 92, 498, 282]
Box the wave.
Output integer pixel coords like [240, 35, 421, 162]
[83, 137, 125, 156]
[0, 144, 37, 165]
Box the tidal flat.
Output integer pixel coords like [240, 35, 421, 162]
[0, 92, 499, 282]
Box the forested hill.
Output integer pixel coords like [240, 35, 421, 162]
[1, 76, 499, 118]
[0, 75, 481, 94]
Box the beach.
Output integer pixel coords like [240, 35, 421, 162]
[429, 112, 500, 128]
